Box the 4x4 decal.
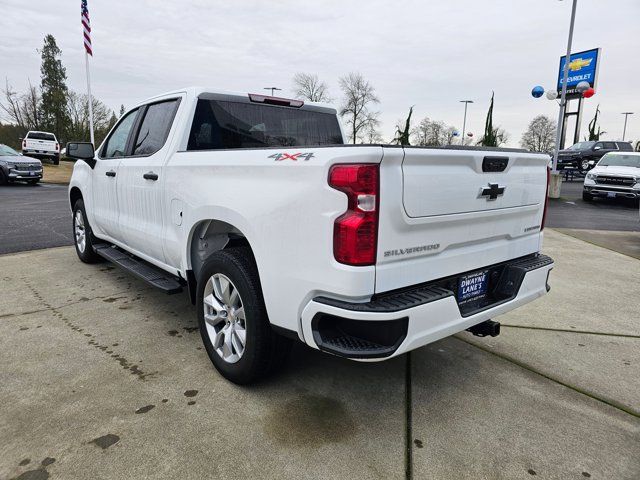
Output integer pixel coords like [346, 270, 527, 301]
[269, 152, 315, 161]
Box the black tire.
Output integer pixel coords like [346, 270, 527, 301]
[196, 247, 291, 384]
[72, 199, 102, 263]
[53, 155, 60, 165]
[582, 191, 593, 202]
[0, 170, 7, 185]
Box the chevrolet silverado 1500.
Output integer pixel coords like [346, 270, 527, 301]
[66, 87, 553, 384]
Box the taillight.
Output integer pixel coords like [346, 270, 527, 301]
[329, 164, 379, 266]
[541, 167, 550, 230]
[22, 140, 26, 149]
[55, 142, 59, 152]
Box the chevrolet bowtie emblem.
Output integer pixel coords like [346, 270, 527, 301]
[480, 183, 505, 200]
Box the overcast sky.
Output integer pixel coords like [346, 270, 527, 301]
[1, 0, 639, 146]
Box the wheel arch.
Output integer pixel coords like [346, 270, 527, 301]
[69, 186, 83, 210]
[186, 218, 256, 304]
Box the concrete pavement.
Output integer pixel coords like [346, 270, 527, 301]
[1, 230, 639, 479]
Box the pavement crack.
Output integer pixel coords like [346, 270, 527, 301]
[455, 336, 639, 418]
[404, 352, 413, 480]
[501, 324, 640, 339]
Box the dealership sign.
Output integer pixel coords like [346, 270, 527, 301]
[557, 48, 601, 98]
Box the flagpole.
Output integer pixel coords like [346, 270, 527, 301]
[85, 50, 95, 145]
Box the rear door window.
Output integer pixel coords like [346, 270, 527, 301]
[27, 132, 56, 141]
[602, 142, 616, 150]
[187, 99, 343, 150]
[132, 99, 180, 156]
[617, 142, 633, 151]
[102, 109, 139, 158]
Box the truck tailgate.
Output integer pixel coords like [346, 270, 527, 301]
[375, 147, 548, 294]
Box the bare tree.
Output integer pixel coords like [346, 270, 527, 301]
[338, 72, 380, 144]
[363, 123, 384, 143]
[292, 73, 331, 102]
[411, 117, 456, 146]
[66, 91, 116, 143]
[521, 115, 556, 152]
[1, 79, 42, 131]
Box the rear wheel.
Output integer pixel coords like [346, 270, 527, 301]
[53, 155, 60, 165]
[72, 199, 102, 263]
[582, 191, 593, 202]
[197, 247, 291, 384]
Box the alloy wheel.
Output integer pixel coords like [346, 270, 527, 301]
[203, 273, 246, 364]
[74, 210, 86, 253]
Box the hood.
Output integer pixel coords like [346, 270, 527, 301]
[592, 165, 640, 177]
[0, 154, 42, 165]
[558, 149, 580, 156]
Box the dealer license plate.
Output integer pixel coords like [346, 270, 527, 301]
[458, 270, 489, 303]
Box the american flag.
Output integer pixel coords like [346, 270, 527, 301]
[81, 0, 92, 56]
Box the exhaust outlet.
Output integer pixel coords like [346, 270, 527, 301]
[466, 320, 500, 337]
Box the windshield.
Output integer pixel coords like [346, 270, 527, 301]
[599, 154, 640, 168]
[0, 144, 19, 156]
[568, 141, 595, 151]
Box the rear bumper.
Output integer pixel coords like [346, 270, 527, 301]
[22, 150, 57, 157]
[301, 254, 553, 360]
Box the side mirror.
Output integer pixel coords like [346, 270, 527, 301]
[66, 142, 96, 168]
[593, 145, 601, 151]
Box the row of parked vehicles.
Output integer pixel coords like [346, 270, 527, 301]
[0, 130, 62, 185]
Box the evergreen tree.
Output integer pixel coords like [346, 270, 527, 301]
[394, 106, 413, 145]
[587, 105, 606, 141]
[40, 34, 70, 139]
[119, 104, 126, 117]
[480, 92, 497, 147]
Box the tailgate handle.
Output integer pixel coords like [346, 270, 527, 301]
[482, 156, 509, 172]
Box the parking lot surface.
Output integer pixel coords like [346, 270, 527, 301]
[1, 230, 638, 479]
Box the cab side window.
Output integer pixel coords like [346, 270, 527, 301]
[132, 100, 179, 156]
[102, 109, 139, 158]
[602, 142, 616, 150]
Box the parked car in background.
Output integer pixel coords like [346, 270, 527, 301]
[583, 152, 640, 202]
[21, 130, 60, 165]
[556, 141, 633, 172]
[0, 144, 43, 185]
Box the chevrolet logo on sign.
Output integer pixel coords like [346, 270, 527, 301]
[568, 57, 593, 71]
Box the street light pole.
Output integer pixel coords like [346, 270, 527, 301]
[621, 112, 634, 141]
[460, 100, 473, 146]
[264, 87, 282, 96]
[552, 0, 578, 173]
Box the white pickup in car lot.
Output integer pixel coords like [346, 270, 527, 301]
[583, 152, 640, 201]
[66, 87, 554, 383]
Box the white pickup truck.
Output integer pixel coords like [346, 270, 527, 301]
[67, 87, 553, 384]
[22, 130, 60, 164]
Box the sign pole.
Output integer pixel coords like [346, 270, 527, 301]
[85, 50, 95, 145]
[552, 0, 578, 173]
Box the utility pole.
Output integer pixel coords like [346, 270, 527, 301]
[264, 87, 282, 96]
[460, 100, 473, 146]
[549, 0, 578, 199]
[621, 112, 634, 141]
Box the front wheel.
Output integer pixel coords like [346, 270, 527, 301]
[196, 247, 291, 384]
[578, 158, 590, 173]
[72, 199, 102, 263]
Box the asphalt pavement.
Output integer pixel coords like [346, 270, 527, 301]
[0, 183, 72, 254]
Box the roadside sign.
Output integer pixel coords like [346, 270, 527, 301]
[557, 48, 601, 98]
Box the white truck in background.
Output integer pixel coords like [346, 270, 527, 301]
[66, 87, 553, 384]
[22, 130, 60, 164]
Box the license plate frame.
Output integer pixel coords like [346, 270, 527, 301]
[458, 270, 489, 304]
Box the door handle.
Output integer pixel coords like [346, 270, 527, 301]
[143, 172, 159, 181]
[105, 170, 116, 177]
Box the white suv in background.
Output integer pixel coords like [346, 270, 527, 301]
[583, 152, 640, 202]
[22, 131, 60, 165]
